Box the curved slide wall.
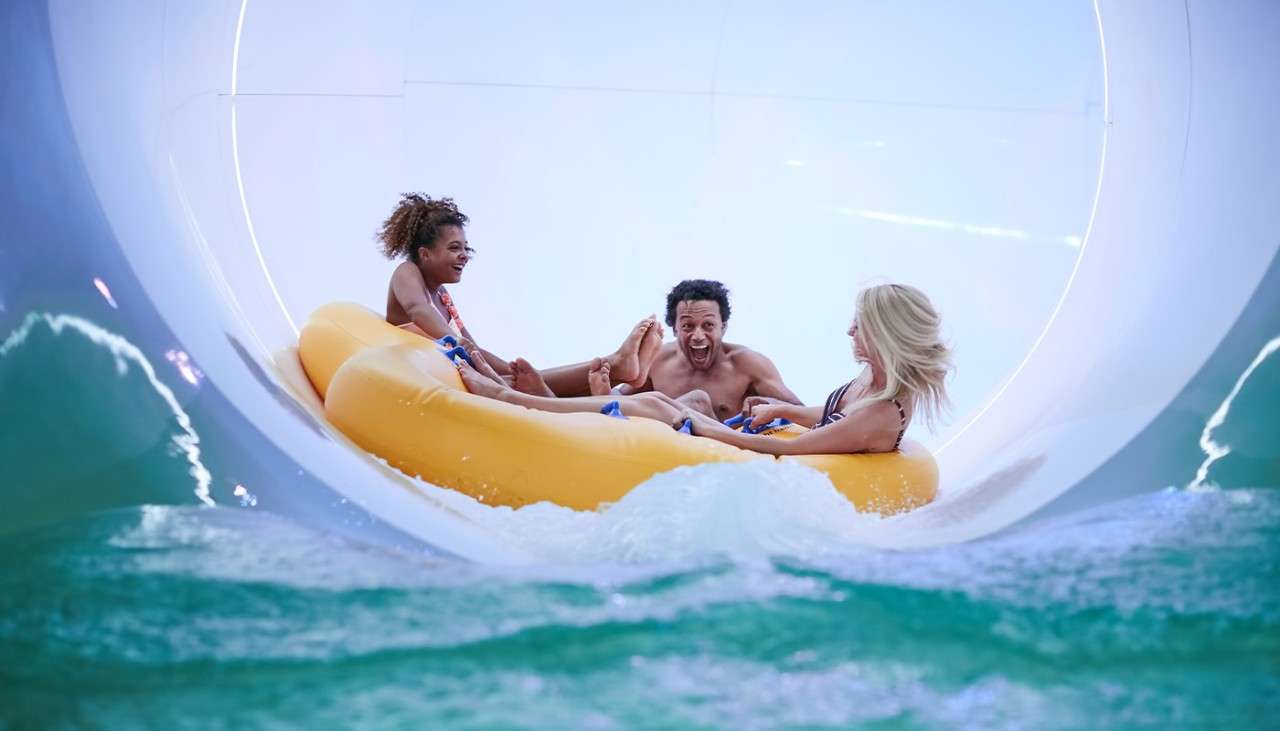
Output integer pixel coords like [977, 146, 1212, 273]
[1, 0, 1276, 558]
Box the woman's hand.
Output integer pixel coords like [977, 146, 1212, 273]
[740, 396, 783, 414]
[746, 402, 790, 429]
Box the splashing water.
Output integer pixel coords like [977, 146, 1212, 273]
[451, 460, 890, 565]
[1190, 335, 1280, 491]
[1, 312, 214, 506]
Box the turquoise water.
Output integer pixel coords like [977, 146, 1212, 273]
[2, 313, 1278, 729]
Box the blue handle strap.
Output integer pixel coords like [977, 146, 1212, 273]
[675, 417, 693, 434]
[440, 345, 474, 367]
[744, 417, 790, 434]
[721, 413, 790, 434]
[600, 401, 627, 420]
[436, 335, 459, 348]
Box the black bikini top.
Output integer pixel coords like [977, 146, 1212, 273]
[817, 380, 907, 450]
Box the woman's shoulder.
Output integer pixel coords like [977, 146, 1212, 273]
[391, 259, 420, 277]
[859, 397, 903, 422]
[389, 261, 429, 289]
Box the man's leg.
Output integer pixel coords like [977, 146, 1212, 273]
[651, 389, 716, 419]
[537, 316, 657, 396]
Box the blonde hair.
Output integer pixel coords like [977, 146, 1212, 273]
[849, 283, 953, 430]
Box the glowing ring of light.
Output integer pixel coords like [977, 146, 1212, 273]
[935, 0, 1111, 456]
[230, 0, 299, 336]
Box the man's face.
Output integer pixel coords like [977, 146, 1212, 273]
[675, 300, 726, 371]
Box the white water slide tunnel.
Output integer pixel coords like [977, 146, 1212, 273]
[3, 1, 1277, 562]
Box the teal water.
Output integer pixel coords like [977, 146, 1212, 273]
[1, 312, 1278, 729]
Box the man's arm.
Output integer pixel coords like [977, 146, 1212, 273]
[740, 350, 803, 405]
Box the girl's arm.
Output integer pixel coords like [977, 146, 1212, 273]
[477, 347, 513, 377]
[390, 269, 511, 377]
[390, 266, 456, 340]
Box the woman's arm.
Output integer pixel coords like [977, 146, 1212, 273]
[390, 265, 455, 341]
[687, 400, 901, 456]
[390, 268, 512, 376]
[741, 398, 824, 428]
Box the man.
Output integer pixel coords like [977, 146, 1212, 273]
[617, 279, 802, 420]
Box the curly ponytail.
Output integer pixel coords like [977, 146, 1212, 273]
[376, 193, 469, 262]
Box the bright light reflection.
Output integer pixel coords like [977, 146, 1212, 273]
[230, 0, 299, 336]
[165, 348, 204, 385]
[936, 0, 1110, 458]
[92, 277, 118, 308]
[233, 483, 259, 507]
[839, 208, 1090, 248]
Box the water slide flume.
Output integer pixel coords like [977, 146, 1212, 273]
[298, 303, 937, 513]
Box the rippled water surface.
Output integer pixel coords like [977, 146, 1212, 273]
[1, 486, 1276, 730]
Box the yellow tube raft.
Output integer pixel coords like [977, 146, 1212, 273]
[298, 303, 937, 514]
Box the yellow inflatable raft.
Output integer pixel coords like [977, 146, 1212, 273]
[298, 303, 937, 514]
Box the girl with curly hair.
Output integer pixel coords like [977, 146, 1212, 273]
[378, 194, 661, 396]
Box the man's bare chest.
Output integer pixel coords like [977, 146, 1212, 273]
[650, 362, 752, 416]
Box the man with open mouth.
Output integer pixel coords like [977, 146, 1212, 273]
[611, 279, 802, 420]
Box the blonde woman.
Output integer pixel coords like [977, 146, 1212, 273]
[457, 284, 951, 455]
[695, 283, 953, 454]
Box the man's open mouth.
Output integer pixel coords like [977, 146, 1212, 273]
[690, 344, 710, 362]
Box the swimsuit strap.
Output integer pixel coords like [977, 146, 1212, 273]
[890, 397, 907, 450]
[437, 289, 467, 336]
[820, 389, 908, 451]
[817, 380, 855, 427]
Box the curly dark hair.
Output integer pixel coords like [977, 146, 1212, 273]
[376, 193, 469, 262]
[665, 279, 731, 327]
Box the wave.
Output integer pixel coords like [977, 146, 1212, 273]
[1, 487, 1275, 728]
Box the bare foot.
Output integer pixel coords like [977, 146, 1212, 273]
[627, 321, 664, 388]
[457, 361, 507, 399]
[466, 346, 507, 385]
[510, 357, 555, 397]
[607, 316, 654, 385]
[587, 357, 612, 396]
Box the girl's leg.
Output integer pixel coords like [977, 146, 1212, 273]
[458, 365, 682, 424]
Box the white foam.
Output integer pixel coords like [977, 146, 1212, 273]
[439, 460, 888, 565]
